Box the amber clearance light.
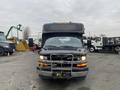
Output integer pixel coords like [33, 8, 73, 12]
[76, 63, 87, 67]
[37, 60, 48, 67]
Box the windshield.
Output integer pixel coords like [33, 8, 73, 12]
[0, 34, 6, 42]
[43, 36, 83, 49]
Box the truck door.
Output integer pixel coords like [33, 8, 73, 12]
[94, 37, 103, 50]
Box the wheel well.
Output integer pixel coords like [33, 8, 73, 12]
[89, 45, 95, 48]
[0, 47, 4, 55]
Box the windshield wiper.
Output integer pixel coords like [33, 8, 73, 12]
[59, 46, 80, 48]
[43, 45, 59, 49]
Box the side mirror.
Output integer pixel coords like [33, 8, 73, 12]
[84, 45, 88, 50]
[38, 48, 42, 54]
[95, 39, 98, 42]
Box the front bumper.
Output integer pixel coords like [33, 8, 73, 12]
[4, 47, 14, 53]
[37, 67, 88, 79]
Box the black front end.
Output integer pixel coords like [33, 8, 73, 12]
[37, 50, 88, 79]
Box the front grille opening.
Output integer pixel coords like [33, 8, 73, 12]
[44, 54, 80, 61]
[51, 55, 73, 61]
[52, 70, 71, 72]
[52, 63, 71, 68]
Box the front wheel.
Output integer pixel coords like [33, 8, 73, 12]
[0, 48, 4, 56]
[115, 46, 120, 54]
[9, 52, 13, 55]
[81, 75, 87, 80]
[89, 46, 95, 52]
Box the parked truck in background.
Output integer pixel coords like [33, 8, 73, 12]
[37, 22, 88, 79]
[88, 36, 120, 53]
[0, 31, 15, 56]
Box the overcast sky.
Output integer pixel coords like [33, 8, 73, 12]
[0, 0, 120, 37]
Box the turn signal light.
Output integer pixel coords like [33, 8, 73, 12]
[76, 63, 87, 67]
[39, 63, 48, 67]
[37, 60, 48, 67]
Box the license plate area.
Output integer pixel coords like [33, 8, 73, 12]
[52, 72, 71, 78]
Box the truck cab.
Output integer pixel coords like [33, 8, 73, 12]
[37, 23, 88, 79]
[0, 31, 15, 56]
[89, 37, 103, 52]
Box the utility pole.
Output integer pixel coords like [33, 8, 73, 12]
[89, 32, 91, 37]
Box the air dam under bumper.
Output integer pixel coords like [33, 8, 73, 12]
[37, 68, 88, 79]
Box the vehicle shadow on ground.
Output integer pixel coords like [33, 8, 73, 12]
[0, 52, 18, 57]
[91, 51, 119, 55]
[37, 78, 91, 90]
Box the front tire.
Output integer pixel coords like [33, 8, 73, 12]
[89, 46, 95, 52]
[0, 47, 4, 56]
[81, 75, 87, 80]
[115, 46, 120, 54]
[9, 52, 13, 55]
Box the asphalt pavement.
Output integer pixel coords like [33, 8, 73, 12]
[0, 52, 120, 90]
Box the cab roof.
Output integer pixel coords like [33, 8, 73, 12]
[42, 23, 85, 34]
[0, 31, 4, 33]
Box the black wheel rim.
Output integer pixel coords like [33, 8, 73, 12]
[90, 47, 94, 52]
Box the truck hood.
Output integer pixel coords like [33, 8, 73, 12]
[40, 48, 87, 55]
[1, 40, 14, 43]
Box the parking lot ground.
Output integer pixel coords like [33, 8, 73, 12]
[0, 52, 120, 90]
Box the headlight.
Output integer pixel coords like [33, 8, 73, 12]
[38, 55, 48, 67]
[39, 55, 47, 60]
[81, 56, 86, 61]
[3, 45, 9, 48]
[40, 55, 44, 60]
